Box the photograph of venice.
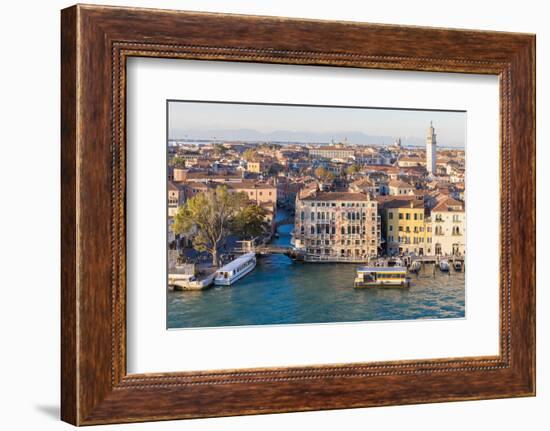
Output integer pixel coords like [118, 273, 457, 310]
[167, 101, 466, 329]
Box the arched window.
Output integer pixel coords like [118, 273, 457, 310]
[300, 225, 305, 234]
[341, 226, 345, 235]
[310, 226, 315, 235]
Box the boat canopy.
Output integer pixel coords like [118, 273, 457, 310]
[216, 253, 255, 273]
[357, 266, 407, 273]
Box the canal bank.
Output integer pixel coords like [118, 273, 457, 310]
[167, 209, 465, 329]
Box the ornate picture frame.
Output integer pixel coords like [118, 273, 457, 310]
[61, 4, 535, 425]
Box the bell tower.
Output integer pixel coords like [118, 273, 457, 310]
[426, 121, 437, 175]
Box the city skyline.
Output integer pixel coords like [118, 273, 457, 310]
[167, 100, 466, 328]
[168, 100, 466, 148]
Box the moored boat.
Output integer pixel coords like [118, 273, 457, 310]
[389, 257, 403, 267]
[453, 260, 462, 271]
[168, 272, 215, 291]
[439, 259, 450, 272]
[409, 260, 421, 273]
[214, 252, 257, 286]
[354, 267, 410, 288]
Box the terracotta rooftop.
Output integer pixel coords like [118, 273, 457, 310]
[185, 171, 241, 179]
[351, 177, 375, 187]
[300, 192, 370, 202]
[363, 165, 400, 173]
[432, 196, 465, 212]
[377, 195, 424, 209]
[389, 179, 414, 188]
[168, 181, 180, 191]
[399, 156, 422, 162]
[185, 181, 211, 189]
[225, 181, 276, 190]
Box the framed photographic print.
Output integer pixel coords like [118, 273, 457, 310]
[61, 4, 536, 425]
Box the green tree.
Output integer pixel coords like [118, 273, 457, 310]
[345, 164, 360, 176]
[259, 143, 282, 152]
[314, 166, 328, 179]
[169, 156, 186, 168]
[212, 143, 227, 157]
[243, 148, 259, 161]
[231, 204, 269, 239]
[173, 186, 248, 266]
[268, 163, 282, 176]
[315, 166, 335, 182]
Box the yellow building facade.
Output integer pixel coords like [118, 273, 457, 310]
[381, 198, 432, 256]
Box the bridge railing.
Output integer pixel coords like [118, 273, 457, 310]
[303, 254, 371, 263]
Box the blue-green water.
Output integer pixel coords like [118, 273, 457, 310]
[167, 213, 465, 329]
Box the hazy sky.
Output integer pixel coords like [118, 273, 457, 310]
[168, 100, 466, 147]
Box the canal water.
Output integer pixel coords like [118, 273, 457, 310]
[167, 210, 465, 329]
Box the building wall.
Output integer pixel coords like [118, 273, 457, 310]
[431, 210, 466, 255]
[309, 148, 355, 159]
[247, 161, 263, 173]
[173, 167, 187, 182]
[167, 187, 185, 217]
[294, 196, 380, 258]
[388, 185, 414, 196]
[383, 206, 430, 256]
[232, 185, 277, 206]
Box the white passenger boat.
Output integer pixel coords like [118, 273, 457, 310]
[354, 267, 410, 288]
[439, 259, 450, 272]
[214, 252, 257, 286]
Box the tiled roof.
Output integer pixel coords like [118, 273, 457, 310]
[185, 171, 241, 179]
[352, 177, 375, 187]
[300, 192, 370, 202]
[363, 165, 400, 173]
[185, 181, 211, 189]
[225, 181, 276, 190]
[377, 195, 424, 209]
[399, 156, 421, 162]
[389, 179, 413, 188]
[432, 196, 464, 212]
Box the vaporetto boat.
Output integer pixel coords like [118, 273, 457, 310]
[214, 252, 257, 286]
[354, 267, 411, 288]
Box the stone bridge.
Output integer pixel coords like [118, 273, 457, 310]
[274, 217, 294, 229]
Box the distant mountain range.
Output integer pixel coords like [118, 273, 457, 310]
[169, 128, 463, 148]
